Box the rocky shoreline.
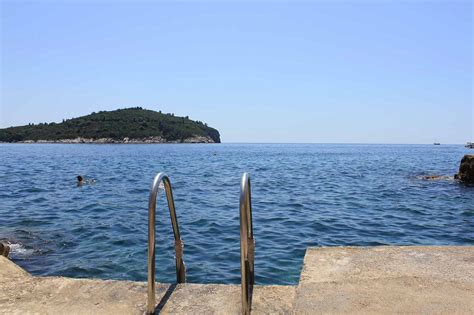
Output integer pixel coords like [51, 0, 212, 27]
[1, 135, 217, 144]
[455, 154, 474, 184]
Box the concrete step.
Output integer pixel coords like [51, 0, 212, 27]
[0, 256, 295, 314]
[293, 246, 474, 314]
[157, 283, 294, 314]
[2, 246, 473, 314]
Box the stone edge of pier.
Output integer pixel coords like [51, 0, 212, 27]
[1, 246, 473, 314]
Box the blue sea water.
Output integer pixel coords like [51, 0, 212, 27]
[0, 143, 473, 285]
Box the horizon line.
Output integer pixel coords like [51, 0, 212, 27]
[220, 142, 470, 145]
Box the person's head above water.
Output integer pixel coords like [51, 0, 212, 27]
[77, 175, 84, 183]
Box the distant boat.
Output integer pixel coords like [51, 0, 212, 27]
[433, 141, 440, 145]
[466, 142, 474, 149]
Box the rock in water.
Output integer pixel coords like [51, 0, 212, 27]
[0, 243, 10, 257]
[455, 155, 474, 184]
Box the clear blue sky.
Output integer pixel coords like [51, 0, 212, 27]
[1, 0, 472, 143]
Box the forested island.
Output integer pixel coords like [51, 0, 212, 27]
[0, 108, 221, 143]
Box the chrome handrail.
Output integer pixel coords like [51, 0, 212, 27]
[240, 172, 254, 315]
[147, 172, 186, 314]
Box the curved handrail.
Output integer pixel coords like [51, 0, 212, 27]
[147, 172, 186, 314]
[240, 172, 254, 315]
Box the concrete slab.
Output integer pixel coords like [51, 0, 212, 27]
[0, 256, 295, 314]
[2, 246, 473, 314]
[294, 246, 474, 314]
[158, 284, 294, 314]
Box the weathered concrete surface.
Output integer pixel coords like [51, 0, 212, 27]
[158, 284, 294, 314]
[0, 256, 294, 314]
[294, 246, 474, 314]
[2, 246, 473, 314]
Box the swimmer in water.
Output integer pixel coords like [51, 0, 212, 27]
[77, 175, 85, 185]
[77, 175, 96, 185]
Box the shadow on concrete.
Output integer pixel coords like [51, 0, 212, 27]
[154, 284, 177, 314]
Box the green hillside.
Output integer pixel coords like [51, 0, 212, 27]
[0, 107, 220, 143]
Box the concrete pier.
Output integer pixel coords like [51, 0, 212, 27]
[1, 246, 473, 314]
[294, 246, 474, 314]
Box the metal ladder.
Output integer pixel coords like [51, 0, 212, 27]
[146, 172, 254, 314]
[147, 173, 185, 314]
[240, 172, 255, 315]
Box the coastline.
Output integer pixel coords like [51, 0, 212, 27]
[0, 135, 217, 144]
